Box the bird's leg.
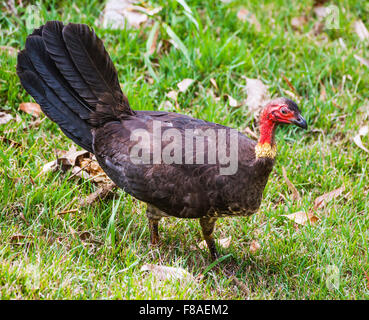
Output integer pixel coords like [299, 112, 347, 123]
[200, 217, 219, 260]
[148, 218, 160, 245]
[146, 205, 162, 246]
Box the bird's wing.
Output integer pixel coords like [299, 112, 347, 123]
[93, 111, 256, 217]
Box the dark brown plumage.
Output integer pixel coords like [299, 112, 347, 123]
[17, 21, 307, 259]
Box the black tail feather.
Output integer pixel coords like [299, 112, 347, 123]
[62, 23, 123, 107]
[42, 21, 99, 109]
[25, 35, 92, 120]
[17, 21, 135, 153]
[17, 51, 93, 152]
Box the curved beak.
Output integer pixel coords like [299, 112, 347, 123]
[292, 115, 307, 129]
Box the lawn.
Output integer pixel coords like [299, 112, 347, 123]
[0, 0, 368, 299]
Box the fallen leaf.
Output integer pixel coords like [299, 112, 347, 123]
[72, 166, 90, 179]
[237, 8, 261, 32]
[57, 145, 89, 168]
[10, 234, 33, 242]
[313, 185, 345, 210]
[225, 94, 238, 107]
[42, 160, 58, 173]
[314, 6, 329, 19]
[140, 264, 195, 282]
[354, 20, 369, 41]
[291, 16, 308, 30]
[0, 136, 22, 148]
[166, 90, 178, 101]
[249, 240, 261, 253]
[283, 211, 319, 225]
[198, 236, 231, 250]
[19, 102, 41, 117]
[210, 78, 218, 91]
[354, 55, 369, 68]
[58, 208, 78, 215]
[102, 0, 162, 29]
[320, 81, 327, 101]
[0, 112, 13, 125]
[177, 78, 194, 92]
[353, 126, 369, 153]
[79, 182, 116, 207]
[282, 167, 301, 202]
[311, 21, 325, 36]
[243, 77, 269, 115]
[159, 100, 174, 111]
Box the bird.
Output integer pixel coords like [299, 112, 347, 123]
[17, 21, 307, 260]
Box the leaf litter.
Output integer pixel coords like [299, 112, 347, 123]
[283, 185, 345, 226]
[141, 264, 195, 283]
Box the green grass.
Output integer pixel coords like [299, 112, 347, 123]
[1, 0, 369, 299]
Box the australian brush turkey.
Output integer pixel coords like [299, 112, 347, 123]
[17, 21, 307, 259]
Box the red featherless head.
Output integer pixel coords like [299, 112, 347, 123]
[258, 97, 307, 145]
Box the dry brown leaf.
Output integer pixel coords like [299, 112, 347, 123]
[210, 78, 218, 91]
[198, 236, 231, 250]
[177, 78, 194, 92]
[314, 6, 329, 19]
[58, 209, 78, 215]
[166, 90, 178, 101]
[102, 0, 162, 29]
[19, 102, 41, 117]
[225, 94, 238, 107]
[72, 166, 90, 179]
[354, 55, 369, 68]
[0, 112, 13, 125]
[291, 16, 308, 30]
[249, 240, 261, 253]
[313, 185, 345, 210]
[353, 126, 369, 153]
[58, 146, 89, 168]
[0, 136, 22, 148]
[243, 77, 269, 115]
[10, 234, 33, 242]
[283, 211, 319, 225]
[79, 182, 116, 207]
[282, 167, 301, 202]
[42, 160, 58, 173]
[354, 20, 369, 41]
[237, 8, 261, 32]
[140, 264, 195, 282]
[311, 21, 325, 36]
[159, 100, 174, 111]
[320, 82, 327, 101]
[79, 157, 111, 184]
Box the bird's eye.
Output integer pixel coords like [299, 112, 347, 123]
[280, 107, 288, 115]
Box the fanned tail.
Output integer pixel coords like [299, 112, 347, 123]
[16, 21, 134, 153]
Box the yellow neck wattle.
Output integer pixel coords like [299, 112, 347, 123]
[255, 142, 277, 159]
